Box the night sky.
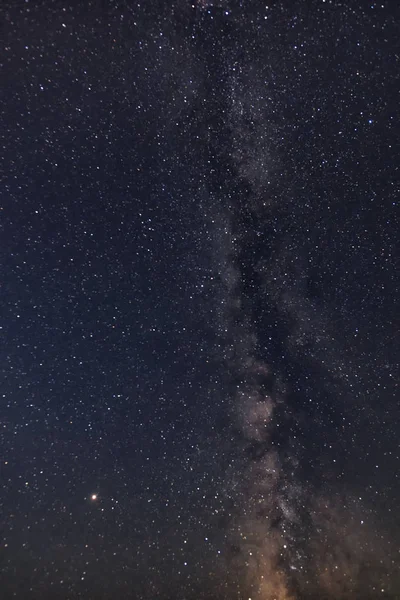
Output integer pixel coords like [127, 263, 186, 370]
[1, 1, 399, 599]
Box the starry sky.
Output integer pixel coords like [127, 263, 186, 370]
[1, 1, 399, 599]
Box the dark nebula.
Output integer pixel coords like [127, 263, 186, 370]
[1, 1, 399, 599]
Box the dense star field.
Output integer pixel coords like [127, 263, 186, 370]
[1, 1, 399, 599]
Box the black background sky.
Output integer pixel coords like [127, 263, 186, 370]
[1, 1, 399, 599]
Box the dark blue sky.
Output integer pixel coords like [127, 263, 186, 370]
[1, 1, 399, 599]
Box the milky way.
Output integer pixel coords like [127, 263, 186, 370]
[194, 2, 399, 598]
